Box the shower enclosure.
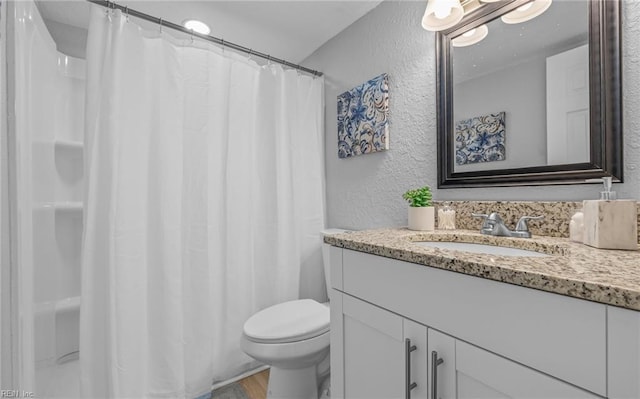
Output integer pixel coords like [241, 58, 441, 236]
[2, 1, 326, 397]
[5, 1, 85, 396]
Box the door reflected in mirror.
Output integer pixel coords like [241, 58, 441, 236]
[451, 0, 589, 173]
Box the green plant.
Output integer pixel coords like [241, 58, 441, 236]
[402, 186, 432, 207]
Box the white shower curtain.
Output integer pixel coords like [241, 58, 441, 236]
[80, 6, 325, 398]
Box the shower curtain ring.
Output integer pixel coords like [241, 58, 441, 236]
[124, 6, 129, 22]
[159, 18, 163, 33]
[106, 1, 113, 20]
[248, 49, 253, 60]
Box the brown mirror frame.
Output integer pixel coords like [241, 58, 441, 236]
[436, 0, 622, 188]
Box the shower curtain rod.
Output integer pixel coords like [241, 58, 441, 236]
[86, 0, 323, 77]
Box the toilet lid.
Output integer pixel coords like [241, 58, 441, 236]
[243, 299, 330, 343]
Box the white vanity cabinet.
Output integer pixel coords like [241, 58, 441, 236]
[332, 293, 428, 399]
[328, 246, 631, 399]
[429, 329, 599, 399]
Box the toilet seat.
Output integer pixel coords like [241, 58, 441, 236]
[243, 299, 329, 344]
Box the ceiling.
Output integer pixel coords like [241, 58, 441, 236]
[453, 0, 589, 82]
[36, 0, 384, 63]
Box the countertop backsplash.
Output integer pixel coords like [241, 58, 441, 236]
[434, 200, 640, 243]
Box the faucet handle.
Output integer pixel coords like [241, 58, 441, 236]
[472, 213, 492, 233]
[471, 213, 489, 225]
[515, 215, 544, 232]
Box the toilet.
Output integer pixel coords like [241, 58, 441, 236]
[240, 228, 350, 399]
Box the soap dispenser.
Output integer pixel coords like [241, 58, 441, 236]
[582, 177, 638, 250]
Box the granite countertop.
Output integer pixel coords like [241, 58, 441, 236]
[325, 228, 640, 311]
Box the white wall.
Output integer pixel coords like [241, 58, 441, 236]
[303, 0, 640, 230]
[454, 56, 547, 172]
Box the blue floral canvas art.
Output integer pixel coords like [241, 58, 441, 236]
[455, 112, 506, 165]
[337, 74, 389, 158]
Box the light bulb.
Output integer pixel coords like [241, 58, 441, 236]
[462, 28, 477, 37]
[452, 24, 488, 47]
[183, 19, 211, 35]
[422, 0, 464, 31]
[434, 0, 452, 19]
[517, 2, 534, 12]
[501, 0, 552, 24]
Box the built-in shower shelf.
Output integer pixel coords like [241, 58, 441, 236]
[55, 296, 81, 313]
[35, 202, 83, 212]
[34, 296, 80, 315]
[54, 140, 83, 151]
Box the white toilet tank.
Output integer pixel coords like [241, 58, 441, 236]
[321, 228, 351, 299]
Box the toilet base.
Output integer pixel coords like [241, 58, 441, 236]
[267, 365, 318, 399]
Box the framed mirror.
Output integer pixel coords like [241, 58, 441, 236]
[436, 0, 622, 188]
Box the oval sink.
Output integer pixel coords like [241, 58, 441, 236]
[414, 241, 550, 257]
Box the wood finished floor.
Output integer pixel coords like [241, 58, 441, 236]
[238, 369, 269, 399]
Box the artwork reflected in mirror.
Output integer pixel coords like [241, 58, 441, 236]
[455, 111, 506, 165]
[451, 0, 589, 173]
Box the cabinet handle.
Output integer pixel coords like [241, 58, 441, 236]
[430, 350, 444, 399]
[405, 338, 417, 399]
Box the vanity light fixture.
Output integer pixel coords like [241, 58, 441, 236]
[182, 19, 211, 35]
[422, 0, 464, 31]
[501, 0, 552, 24]
[452, 24, 489, 47]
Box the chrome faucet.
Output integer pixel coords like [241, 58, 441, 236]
[472, 212, 544, 238]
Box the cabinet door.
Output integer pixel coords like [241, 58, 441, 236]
[608, 306, 640, 398]
[340, 294, 405, 399]
[404, 319, 428, 399]
[333, 293, 430, 399]
[428, 329, 601, 399]
[427, 329, 456, 399]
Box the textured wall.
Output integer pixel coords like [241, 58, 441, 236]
[304, 1, 435, 230]
[303, 0, 640, 231]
